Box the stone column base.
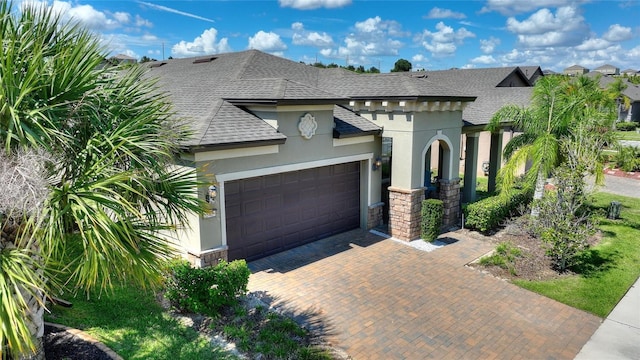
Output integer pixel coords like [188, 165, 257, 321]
[367, 202, 385, 229]
[186, 247, 228, 268]
[388, 187, 425, 241]
[439, 179, 461, 227]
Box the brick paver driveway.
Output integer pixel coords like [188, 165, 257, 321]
[248, 229, 601, 359]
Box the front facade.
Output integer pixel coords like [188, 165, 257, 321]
[594, 64, 620, 76]
[148, 51, 545, 266]
[564, 65, 589, 76]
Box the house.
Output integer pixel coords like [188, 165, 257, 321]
[563, 65, 589, 76]
[110, 53, 137, 64]
[149, 50, 550, 266]
[588, 72, 640, 122]
[621, 69, 639, 77]
[594, 64, 620, 76]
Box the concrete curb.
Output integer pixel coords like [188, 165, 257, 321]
[44, 322, 123, 360]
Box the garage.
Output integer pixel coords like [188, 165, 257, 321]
[225, 162, 361, 261]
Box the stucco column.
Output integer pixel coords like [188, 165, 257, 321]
[388, 186, 424, 241]
[462, 133, 479, 202]
[488, 130, 504, 193]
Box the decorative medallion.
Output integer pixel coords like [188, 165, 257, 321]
[298, 113, 318, 139]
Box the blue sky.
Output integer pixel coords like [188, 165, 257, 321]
[23, 0, 640, 72]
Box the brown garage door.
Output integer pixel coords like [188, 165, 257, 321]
[225, 162, 360, 261]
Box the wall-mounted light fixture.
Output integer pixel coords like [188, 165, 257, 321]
[372, 156, 383, 171]
[204, 185, 218, 218]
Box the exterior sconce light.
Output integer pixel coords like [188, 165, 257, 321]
[373, 157, 383, 171]
[204, 185, 218, 218]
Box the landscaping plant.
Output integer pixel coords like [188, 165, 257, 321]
[0, 3, 203, 358]
[164, 259, 251, 315]
[421, 199, 443, 241]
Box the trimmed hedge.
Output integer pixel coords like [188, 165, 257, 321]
[421, 199, 443, 241]
[464, 189, 532, 232]
[615, 121, 638, 131]
[163, 259, 250, 315]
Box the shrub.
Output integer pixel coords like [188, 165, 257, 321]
[478, 242, 522, 275]
[614, 145, 640, 172]
[163, 258, 250, 315]
[464, 188, 532, 232]
[532, 166, 594, 272]
[615, 121, 638, 131]
[421, 199, 443, 241]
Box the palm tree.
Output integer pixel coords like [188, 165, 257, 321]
[606, 78, 631, 122]
[487, 75, 614, 216]
[0, 3, 203, 358]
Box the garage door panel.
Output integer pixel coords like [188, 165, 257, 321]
[226, 162, 360, 261]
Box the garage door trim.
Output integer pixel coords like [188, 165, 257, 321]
[216, 153, 373, 247]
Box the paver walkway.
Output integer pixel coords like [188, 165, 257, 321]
[248, 229, 601, 359]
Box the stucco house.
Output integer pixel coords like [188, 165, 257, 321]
[147, 50, 537, 266]
[594, 64, 620, 76]
[588, 72, 640, 122]
[621, 69, 638, 77]
[563, 65, 589, 76]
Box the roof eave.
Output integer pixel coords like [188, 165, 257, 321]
[187, 138, 286, 153]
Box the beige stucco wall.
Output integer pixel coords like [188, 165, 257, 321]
[359, 109, 463, 189]
[187, 104, 381, 253]
[459, 130, 520, 177]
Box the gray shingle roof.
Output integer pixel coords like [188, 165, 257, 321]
[147, 50, 476, 149]
[414, 67, 535, 126]
[333, 105, 382, 138]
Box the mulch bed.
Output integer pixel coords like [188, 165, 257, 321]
[44, 325, 114, 360]
[463, 216, 601, 281]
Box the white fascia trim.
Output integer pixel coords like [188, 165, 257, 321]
[194, 145, 279, 162]
[275, 104, 335, 112]
[333, 135, 374, 147]
[216, 153, 373, 181]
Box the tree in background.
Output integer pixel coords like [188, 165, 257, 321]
[0, 3, 202, 358]
[391, 58, 412, 72]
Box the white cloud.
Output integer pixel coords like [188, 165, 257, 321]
[419, 22, 475, 57]
[603, 24, 634, 42]
[278, 0, 351, 10]
[506, 6, 588, 47]
[321, 16, 407, 64]
[575, 38, 611, 51]
[480, 36, 501, 54]
[471, 55, 497, 64]
[113, 12, 130, 24]
[172, 28, 232, 57]
[481, 0, 588, 16]
[424, 7, 466, 20]
[291, 22, 334, 47]
[412, 54, 427, 62]
[135, 15, 153, 28]
[248, 31, 287, 55]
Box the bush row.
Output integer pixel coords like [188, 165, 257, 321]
[421, 199, 443, 242]
[163, 258, 250, 315]
[613, 145, 640, 172]
[615, 121, 638, 131]
[463, 188, 532, 232]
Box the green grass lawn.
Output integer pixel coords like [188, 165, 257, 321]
[615, 130, 640, 141]
[513, 192, 640, 317]
[46, 285, 235, 360]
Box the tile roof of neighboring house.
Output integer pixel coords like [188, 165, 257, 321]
[586, 72, 640, 101]
[146, 50, 475, 149]
[595, 64, 618, 70]
[112, 54, 136, 61]
[518, 66, 543, 82]
[621, 69, 638, 75]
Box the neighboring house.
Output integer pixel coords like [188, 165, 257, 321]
[594, 64, 620, 76]
[588, 72, 640, 122]
[148, 50, 545, 266]
[110, 53, 136, 64]
[564, 65, 589, 76]
[519, 66, 544, 83]
[621, 69, 638, 76]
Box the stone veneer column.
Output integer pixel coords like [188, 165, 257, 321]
[439, 179, 460, 227]
[367, 202, 385, 230]
[186, 248, 228, 268]
[388, 187, 425, 241]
